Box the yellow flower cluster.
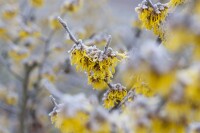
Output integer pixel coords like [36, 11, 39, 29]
[194, 0, 200, 14]
[0, 25, 8, 40]
[51, 111, 89, 133]
[2, 5, 18, 20]
[70, 43, 126, 90]
[61, 0, 83, 13]
[8, 45, 30, 62]
[49, 15, 62, 30]
[49, 94, 113, 133]
[135, 1, 168, 40]
[164, 100, 190, 122]
[0, 85, 18, 106]
[168, 0, 186, 8]
[42, 71, 56, 83]
[178, 66, 200, 107]
[103, 83, 127, 109]
[29, 0, 44, 8]
[128, 96, 188, 133]
[131, 73, 152, 97]
[165, 24, 200, 54]
[124, 67, 175, 97]
[135, 118, 185, 133]
[150, 117, 185, 133]
[18, 27, 41, 40]
[49, 94, 91, 133]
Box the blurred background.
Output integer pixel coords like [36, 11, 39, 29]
[1, 0, 199, 133]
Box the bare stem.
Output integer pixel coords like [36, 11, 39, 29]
[104, 80, 113, 89]
[35, 30, 56, 89]
[107, 83, 113, 89]
[49, 95, 58, 107]
[0, 54, 23, 81]
[42, 79, 63, 98]
[19, 63, 37, 133]
[57, 17, 79, 44]
[103, 35, 112, 54]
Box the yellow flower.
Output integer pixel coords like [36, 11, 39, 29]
[6, 92, 18, 106]
[132, 19, 143, 29]
[147, 70, 176, 96]
[2, 5, 18, 20]
[136, 1, 168, 40]
[50, 111, 89, 133]
[49, 15, 62, 30]
[129, 68, 175, 97]
[165, 24, 200, 52]
[61, 0, 83, 13]
[29, 0, 44, 8]
[131, 74, 152, 97]
[164, 100, 190, 121]
[88, 75, 108, 90]
[70, 44, 126, 90]
[103, 83, 127, 109]
[151, 118, 185, 133]
[178, 67, 200, 105]
[42, 72, 56, 83]
[194, 0, 200, 14]
[18, 28, 41, 40]
[8, 46, 30, 62]
[0, 25, 8, 40]
[0, 85, 7, 101]
[168, 0, 185, 8]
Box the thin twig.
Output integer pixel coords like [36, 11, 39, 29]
[35, 30, 56, 88]
[0, 54, 23, 81]
[49, 95, 58, 107]
[57, 17, 79, 44]
[103, 35, 112, 54]
[19, 63, 37, 133]
[35, 13, 65, 90]
[42, 79, 63, 98]
[109, 89, 136, 112]
[0, 101, 18, 115]
[107, 83, 113, 89]
[104, 80, 113, 89]
[146, 0, 156, 10]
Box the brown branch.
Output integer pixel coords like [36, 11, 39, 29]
[35, 30, 56, 89]
[0, 54, 23, 81]
[19, 63, 37, 133]
[49, 95, 58, 107]
[57, 17, 79, 44]
[103, 35, 112, 54]
[104, 80, 113, 89]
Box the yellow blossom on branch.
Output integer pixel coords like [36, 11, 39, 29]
[103, 83, 127, 109]
[58, 17, 127, 90]
[29, 0, 44, 8]
[168, 0, 186, 8]
[49, 94, 91, 133]
[8, 45, 30, 62]
[70, 43, 126, 89]
[2, 5, 18, 20]
[61, 0, 83, 13]
[135, 0, 169, 40]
